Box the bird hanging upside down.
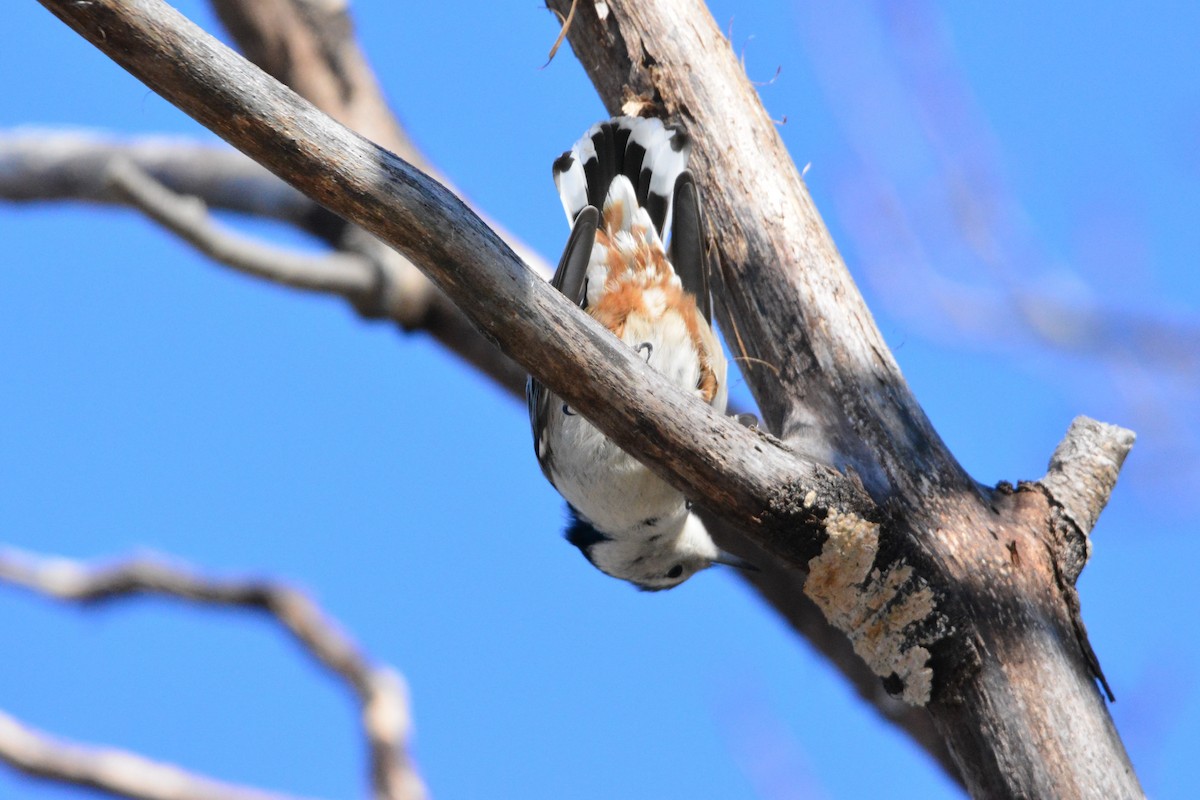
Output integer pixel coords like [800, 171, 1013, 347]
[528, 116, 750, 590]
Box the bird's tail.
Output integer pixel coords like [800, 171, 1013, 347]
[552, 116, 692, 242]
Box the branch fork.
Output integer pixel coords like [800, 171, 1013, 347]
[9, 0, 1145, 796]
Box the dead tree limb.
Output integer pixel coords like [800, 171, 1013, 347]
[0, 129, 529, 396]
[543, 1, 1142, 797]
[0, 131, 313, 221]
[0, 708, 317, 800]
[26, 0, 1144, 796]
[0, 0, 957, 779]
[106, 156, 378, 294]
[0, 549, 424, 800]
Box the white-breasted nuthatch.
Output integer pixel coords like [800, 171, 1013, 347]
[528, 116, 749, 590]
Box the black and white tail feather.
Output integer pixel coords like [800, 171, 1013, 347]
[547, 117, 711, 322]
[528, 116, 750, 591]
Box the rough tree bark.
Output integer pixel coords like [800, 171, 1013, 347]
[549, 3, 1137, 796]
[545, 2, 1142, 797]
[20, 0, 1142, 797]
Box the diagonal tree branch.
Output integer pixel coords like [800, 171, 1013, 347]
[0, 3, 954, 783]
[0, 709, 319, 800]
[0, 549, 425, 800]
[106, 156, 378, 295]
[545, 1, 1141, 797]
[34, 0, 864, 553]
[22, 0, 1144, 796]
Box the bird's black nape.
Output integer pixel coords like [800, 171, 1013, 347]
[564, 506, 611, 567]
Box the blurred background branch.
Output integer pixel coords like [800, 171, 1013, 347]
[0, 549, 424, 800]
[799, 0, 1200, 492]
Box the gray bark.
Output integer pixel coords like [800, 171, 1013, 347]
[544, 1, 1142, 797]
[31, 0, 1144, 796]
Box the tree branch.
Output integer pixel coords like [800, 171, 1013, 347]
[1040, 416, 1137, 542]
[106, 156, 378, 295]
[0, 128, 529, 397]
[0, 549, 425, 800]
[24, 0, 1144, 796]
[0, 130, 314, 222]
[545, 1, 1142, 797]
[35, 0, 863, 554]
[0, 710, 318, 800]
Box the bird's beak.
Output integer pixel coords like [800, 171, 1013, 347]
[713, 549, 760, 572]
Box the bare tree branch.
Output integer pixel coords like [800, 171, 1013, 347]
[0, 130, 314, 222]
[0, 549, 425, 800]
[0, 128, 529, 397]
[0, 709, 318, 800]
[18, 0, 1145, 796]
[1040, 417, 1137, 541]
[106, 156, 378, 295]
[0, 710, 321, 800]
[545, 1, 1141, 797]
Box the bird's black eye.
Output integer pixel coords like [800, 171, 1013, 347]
[666, 564, 684, 579]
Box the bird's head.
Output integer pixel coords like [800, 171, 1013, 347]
[566, 508, 754, 591]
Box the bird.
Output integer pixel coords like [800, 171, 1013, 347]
[527, 116, 749, 590]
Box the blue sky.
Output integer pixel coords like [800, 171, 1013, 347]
[2, 1, 1197, 798]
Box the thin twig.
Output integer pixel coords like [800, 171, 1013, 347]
[543, 0, 578, 67]
[0, 549, 426, 800]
